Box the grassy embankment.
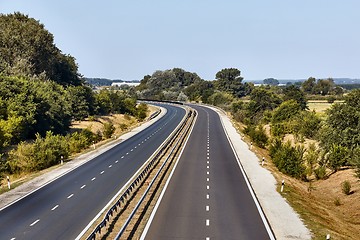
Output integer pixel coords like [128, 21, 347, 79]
[234, 100, 359, 240]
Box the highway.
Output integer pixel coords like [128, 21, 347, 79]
[142, 105, 272, 239]
[0, 104, 186, 240]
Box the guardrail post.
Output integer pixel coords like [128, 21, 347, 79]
[7, 176, 11, 189]
[281, 180, 285, 192]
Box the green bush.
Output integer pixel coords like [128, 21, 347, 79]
[314, 166, 327, 180]
[341, 180, 352, 195]
[244, 125, 268, 148]
[103, 122, 115, 139]
[327, 96, 336, 103]
[270, 140, 306, 179]
[8, 131, 69, 173]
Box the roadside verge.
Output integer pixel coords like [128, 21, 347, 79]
[0, 106, 166, 211]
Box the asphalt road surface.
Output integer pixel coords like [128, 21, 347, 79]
[142, 105, 272, 240]
[0, 104, 185, 240]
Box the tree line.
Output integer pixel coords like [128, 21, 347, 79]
[136, 67, 360, 180]
[0, 13, 146, 181]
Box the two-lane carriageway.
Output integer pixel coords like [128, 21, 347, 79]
[142, 105, 273, 239]
[0, 104, 186, 240]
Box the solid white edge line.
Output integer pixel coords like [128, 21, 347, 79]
[76, 105, 189, 240]
[207, 105, 276, 240]
[139, 109, 197, 240]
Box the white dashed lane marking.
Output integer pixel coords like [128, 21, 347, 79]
[206, 194, 209, 199]
[100, 171, 104, 174]
[206, 205, 210, 211]
[51, 205, 59, 211]
[206, 219, 210, 226]
[115, 160, 118, 163]
[81, 185, 86, 189]
[109, 165, 112, 168]
[91, 177, 96, 181]
[206, 185, 210, 190]
[67, 194, 74, 199]
[30, 219, 40, 227]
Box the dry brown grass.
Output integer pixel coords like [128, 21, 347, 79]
[70, 105, 158, 137]
[307, 100, 343, 114]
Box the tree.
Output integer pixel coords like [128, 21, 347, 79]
[214, 68, 245, 98]
[302, 77, 316, 94]
[263, 78, 279, 86]
[247, 86, 282, 123]
[283, 85, 308, 110]
[271, 100, 301, 123]
[208, 92, 233, 107]
[0, 12, 81, 86]
[313, 78, 335, 95]
[327, 144, 349, 172]
[66, 86, 95, 120]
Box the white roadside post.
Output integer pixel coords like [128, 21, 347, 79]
[281, 179, 285, 193]
[61, 155, 64, 165]
[7, 175, 10, 189]
[93, 140, 96, 149]
[262, 157, 265, 166]
[326, 234, 331, 240]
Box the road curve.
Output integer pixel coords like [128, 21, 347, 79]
[142, 105, 272, 239]
[0, 104, 186, 240]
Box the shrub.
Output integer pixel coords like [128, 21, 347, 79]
[327, 96, 336, 103]
[244, 125, 268, 148]
[327, 144, 349, 172]
[341, 180, 352, 195]
[136, 103, 148, 121]
[8, 131, 69, 173]
[119, 123, 128, 131]
[314, 166, 327, 180]
[334, 197, 341, 206]
[88, 116, 96, 121]
[270, 140, 306, 179]
[68, 129, 96, 153]
[103, 122, 115, 139]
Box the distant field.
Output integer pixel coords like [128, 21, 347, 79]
[307, 100, 343, 113]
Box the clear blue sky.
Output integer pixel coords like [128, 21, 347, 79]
[1, 0, 359, 80]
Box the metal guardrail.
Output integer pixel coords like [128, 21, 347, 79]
[114, 110, 195, 239]
[86, 110, 194, 240]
